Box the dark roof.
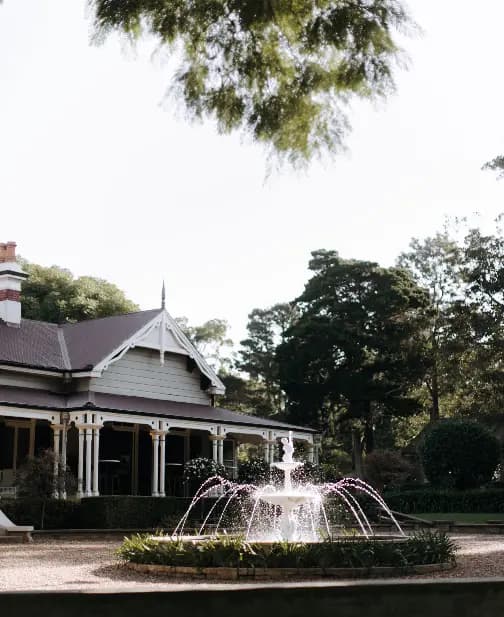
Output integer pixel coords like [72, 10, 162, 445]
[0, 320, 65, 370]
[61, 309, 161, 370]
[0, 386, 316, 434]
[0, 309, 161, 371]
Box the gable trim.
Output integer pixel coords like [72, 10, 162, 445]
[92, 310, 225, 395]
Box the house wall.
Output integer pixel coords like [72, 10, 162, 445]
[89, 348, 211, 405]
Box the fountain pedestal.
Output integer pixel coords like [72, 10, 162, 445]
[256, 448, 317, 542]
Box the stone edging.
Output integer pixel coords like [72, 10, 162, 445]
[124, 561, 455, 580]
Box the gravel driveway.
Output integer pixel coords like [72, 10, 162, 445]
[0, 534, 503, 591]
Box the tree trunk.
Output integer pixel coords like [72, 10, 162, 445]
[430, 360, 440, 423]
[363, 401, 374, 454]
[352, 430, 364, 478]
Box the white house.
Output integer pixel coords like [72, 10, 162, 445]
[0, 242, 316, 499]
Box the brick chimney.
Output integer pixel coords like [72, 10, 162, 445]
[0, 242, 28, 327]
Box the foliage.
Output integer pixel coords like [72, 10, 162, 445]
[20, 260, 138, 323]
[384, 488, 504, 514]
[117, 531, 456, 569]
[277, 250, 430, 459]
[397, 232, 466, 422]
[15, 450, 58, 501]
[183, 457, 227, 483]
[364, 449, 413, 492]
[237, 457, 270, 485]
[421, 420, 500, 490]
[483, 155, 504, 179]
[14, 450, 76, 528]
[89, 0, 413, 166]
[0, 496, 207, 530]
[176, 316, 233, 370]
[218, 371, 274, 415]
[292, 461, 324, 484]
[0, 498, 81, 530]
[236, 303, 296, 415]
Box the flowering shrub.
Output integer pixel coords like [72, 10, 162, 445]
[237, 458, 270, 484]
[183, 458, 227, 483]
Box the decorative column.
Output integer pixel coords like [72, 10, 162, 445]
[314, 436, 321, 466]
[51, 424, 61, 498]
[159, 432, 166, 497]
[217, 436, 224, 466]
[60, 413, 69, 499]
[211, 435, 218, 462]
[85, 427, 93, 497]
[269, 440, 276, 464]
[263, 439, 270, 463]
[77, 426, 84, 498]
[151, 431, 160, 496]
[307, 443, 315, 464]
[29, 419, 36, 458]
[132, 424, 139, 496]
[92, 425, 101, 496]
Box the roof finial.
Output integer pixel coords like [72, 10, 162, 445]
[161, 280, 166, 309]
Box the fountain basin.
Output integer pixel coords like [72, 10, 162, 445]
[256, 492, 319, 508]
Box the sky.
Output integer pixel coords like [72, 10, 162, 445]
[1, 1, 504, 345]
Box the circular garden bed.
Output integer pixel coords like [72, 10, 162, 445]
[117, 531, 456, 580]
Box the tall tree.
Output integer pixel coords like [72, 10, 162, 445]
[20, 261, 138, 323]
[90, 0, 414, 166]
[454, 223, 504, 415]
[277, 250, 429, 472]
[237, 303, 296, 415]
[397, 232, 465, 422]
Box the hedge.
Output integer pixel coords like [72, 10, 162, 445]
[0, 496, 214, 530]
[383, 488, 504, 514]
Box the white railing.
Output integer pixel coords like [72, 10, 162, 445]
[0, 486, 17, 499]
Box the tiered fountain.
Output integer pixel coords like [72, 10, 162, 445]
[172, 431, 404, 541]
[126, 435, 456, 580]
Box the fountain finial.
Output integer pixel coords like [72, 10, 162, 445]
[280, 431, 295, 463]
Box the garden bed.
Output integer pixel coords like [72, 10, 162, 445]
[117, 531, 456, 578]
[123, 561, 455, 580]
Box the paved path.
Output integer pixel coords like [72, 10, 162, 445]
[0, 534, 503, 591]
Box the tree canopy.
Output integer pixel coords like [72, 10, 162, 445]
[90, 0, 413, 166]
[277, 250, 429, 441]
[20, 260, 138, 323]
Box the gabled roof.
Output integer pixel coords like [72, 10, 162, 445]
[0, 309, 225, 393]
[0, 310, 160, 371]
[61, 309, 161, 370]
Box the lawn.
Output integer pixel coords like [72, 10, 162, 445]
[416, 513, 504, 523]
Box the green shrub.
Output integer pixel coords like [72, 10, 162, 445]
[0, 496, 215, 530]
[117, 531, 456, 569]
[291, 462, 324, 484]
[0, 498, 81, 530]
[237, 458, 270, 484]
[383, 488, 504, 514]
[364, 450, 413, 492]
[422, 420, 500, 489]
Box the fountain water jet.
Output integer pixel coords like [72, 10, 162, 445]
[172, 432, 405, 541]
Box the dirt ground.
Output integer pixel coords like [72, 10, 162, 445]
[0, 534, 503, 591]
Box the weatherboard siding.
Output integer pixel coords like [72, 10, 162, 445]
[89, 348, 211, 405]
